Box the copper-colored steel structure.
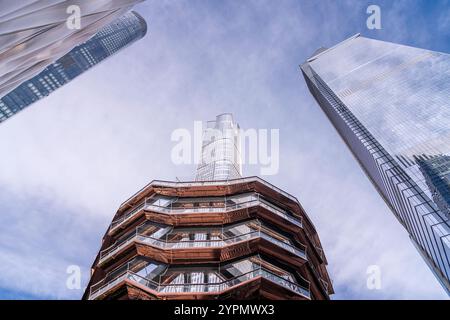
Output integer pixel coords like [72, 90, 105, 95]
[83, 177, 334, 300]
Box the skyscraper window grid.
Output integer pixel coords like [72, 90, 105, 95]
[302, 35, 450, 295]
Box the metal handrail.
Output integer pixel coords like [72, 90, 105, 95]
[99, 227, 307, 265]
[110, 202, 145, 229]
[89, 266, 310, 300]
[109, 194, 302, 234]
[118, 177, 299, 212]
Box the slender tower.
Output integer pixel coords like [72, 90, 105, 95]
[302, 34, 450, 295]
[196, 113, 242, 181]
[83, 114, 333, 300]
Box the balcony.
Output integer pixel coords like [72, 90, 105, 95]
[89, 266, 310, 300]
[99, 223, 307, 266]
[118, 177, 300, 212]
[109, 193, 303, 235]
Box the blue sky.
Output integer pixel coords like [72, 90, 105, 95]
[0, 0, 449, 299]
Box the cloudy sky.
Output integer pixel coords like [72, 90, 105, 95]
[0, 0, 449, 299]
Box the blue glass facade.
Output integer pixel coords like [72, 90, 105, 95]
[417, 155, 450, 218]
[0, 11, 147, 123]
[302, 34, 450, 295]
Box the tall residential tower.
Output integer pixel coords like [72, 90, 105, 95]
[0, 11, 147, 123]
[196, 113, 242, 181]
[0, 0, 144, 98]
[302, 34, 450, 295]
[83, 114, 333, 300]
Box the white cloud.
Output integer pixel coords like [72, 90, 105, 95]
[0, 0, 447, 299]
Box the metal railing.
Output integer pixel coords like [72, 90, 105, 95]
[118, 177, 299, 211]
[110, 202, 145, 230]
[89, 266, 310, 300]
[109, 194, 302, 234]
[98, 229, 307, 265]
[147, 177, 299, 202]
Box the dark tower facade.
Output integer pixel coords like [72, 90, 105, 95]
[0, 11, 147, 123]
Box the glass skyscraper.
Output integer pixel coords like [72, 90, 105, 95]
[0, 10, 147, 123]
[302, 34, 450, 295]
[195, 113, 243, 181]
[0, 0, 144, 98]
[417, 155, 450, 218]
